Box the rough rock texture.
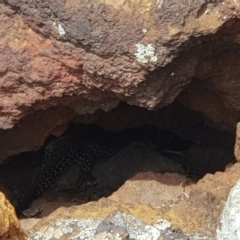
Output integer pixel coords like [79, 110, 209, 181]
[0, 1, 240, 238]
[0, 107, 75, 162]
[108, 172, 190, 209]
[0, 191, 26, 240]
[21, 163, 240, 239]
[234, 122, 240, 162]
[92, 142, 185, 196]
[10, 142, 185, 217]
[0, 1, 240, 131]
[217, 180, 240, 240]
[28, 211, 191, 240]
[109, 166, 240, 236]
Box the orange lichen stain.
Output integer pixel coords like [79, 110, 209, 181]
[0, 14, 53, 53]
[0, 191, 26, 240]
[31, 199, 163, 233]
[165, 203, 206, 234]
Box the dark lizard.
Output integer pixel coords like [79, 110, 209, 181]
[17, 125, 193, 214]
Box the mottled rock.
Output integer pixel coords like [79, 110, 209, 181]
[28, 210, 190, 240]
[217, 180, 240, 240]
[94, 211, 189, 240]
[0, 191, 26, 240]
[234, 122, 240, 162]
[0, 0, 239, 161]
[24, 163, 240, 239]
[29, 218, 102, 240]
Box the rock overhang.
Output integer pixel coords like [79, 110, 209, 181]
[0, 0, 240, 161]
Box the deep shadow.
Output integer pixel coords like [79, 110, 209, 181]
[0, 108, 236, 218]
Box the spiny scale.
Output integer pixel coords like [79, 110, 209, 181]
[17, 126, 193, 213]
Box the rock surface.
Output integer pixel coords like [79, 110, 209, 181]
[0, 0, 240, 159]
[234, 122, 240, 162]
[0, 1, 240, 239]
[0, 107, 75, 162]
[14, 142, 186, 218]
[217, 179, 240, 240]
[28, 211, 190, 240]
[0, 191, 26, 240]
[108, 172, 190, 209]
[20, 163, 240, 239]
[92, 142, 185, 196]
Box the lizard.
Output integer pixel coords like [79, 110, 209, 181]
[17, 125, 193, 214]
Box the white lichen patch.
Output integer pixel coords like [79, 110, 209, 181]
[217, 180, 240, 240]
[135, 43, 158, 64]
[29, 219, 101, 240]
[58, 23, 66, 35]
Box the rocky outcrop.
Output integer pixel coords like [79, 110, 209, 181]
[0, 0, 240, 130]
[28, 211, 190, 240]
[0, 1, 240, 159]
[20, 163, 240, 239]
[234, 122, 240, 162]
[1, 2, 240, 238]
[0, 107, 75, 162]
[217, 179, 240, 240]
[0, 191, 26, 240]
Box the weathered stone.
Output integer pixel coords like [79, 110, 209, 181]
[108, 172, 190, 209]
[0, 1, 240, 239]
[0, 191, 26, 240]
[0, 107, 76, 162]
[234, 122, 240, 162]
[167, 163, 240, 236]
[0, 0, 239, 161]
[27, 210, 190, 240]
[217, 180, 240, 240]
[23, 163, 240, 239]
[0, 0, 239, 131]
[92, 143, 185, 196]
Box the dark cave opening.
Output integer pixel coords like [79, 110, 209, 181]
[0, 101, 236, 218]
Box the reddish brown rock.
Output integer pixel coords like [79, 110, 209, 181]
[0, 107, 76, 162]
[0, 1, 240, 159]
[0, 3, 239, 239]
[0, 0, 239, 129]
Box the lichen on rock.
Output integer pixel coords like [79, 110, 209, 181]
[0, 0, 239, 160]
[0, 191, 26, 240]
